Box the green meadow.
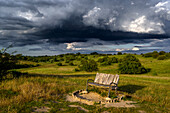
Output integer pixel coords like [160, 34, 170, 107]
[0, 54, 170, 113]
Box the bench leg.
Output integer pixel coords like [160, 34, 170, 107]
[86, 82, 88, 91]
[108, 85, 112, 98]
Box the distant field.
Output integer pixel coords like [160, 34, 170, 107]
[0, 55, 170, 113]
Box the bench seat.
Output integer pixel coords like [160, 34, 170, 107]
[88, 82, 117, 89]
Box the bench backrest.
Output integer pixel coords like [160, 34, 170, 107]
[94, 73, 119, 85]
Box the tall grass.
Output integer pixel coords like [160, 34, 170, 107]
[0, 55, 170, 112]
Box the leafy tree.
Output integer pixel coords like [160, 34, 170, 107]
[118, 54, 148, 74]
[90, 52, 99, 55]
[159, 51, 166, 55]
[117, 52, 122, 55]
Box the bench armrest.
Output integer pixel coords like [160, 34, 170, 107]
[110, 82, 118, 86]
[86, 79, 94, 91]
[87, 79, 94, 83]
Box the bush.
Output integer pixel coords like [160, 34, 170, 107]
[78, 59, 98, 72]
[74, 68, 80, 72]
[98, 57, 108, 63]
[69, 62, 74, 66]
[142, 52, 153, 57]
[118, 54, 148, 74]
[57, 62, 62, 66]
[157, 55, 166, 60]
[49, 59, 54, 63]
[152, 53, 159, 58]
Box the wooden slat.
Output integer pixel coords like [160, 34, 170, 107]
[105, 74, 115, 85]
[94, 73, 119, 85]
[113, 74, 119, 84]
[94, 72, 100, 83]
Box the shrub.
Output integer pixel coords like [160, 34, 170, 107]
[109, 57, 118, 63]
[57, 62, 62, 66]
[74, 68, 80, 72]
[157, 55, 166, 60]
[49, 59, 54, 63]
[142, 52, 153, 57]
[152, 53, 159, 58]
[69, 62, 74, 66]
[78, 59, 98, 72]
[98, 57, 108, 63]
[165, 53, 170, 59]
[118, 54, 148, 74]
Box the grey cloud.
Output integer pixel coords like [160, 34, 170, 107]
[0, 0, 170, 55]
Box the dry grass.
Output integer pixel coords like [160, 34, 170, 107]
[0, 55, 170, 112]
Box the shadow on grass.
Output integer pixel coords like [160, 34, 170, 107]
[118, 84, 146, 94]
[0, 71, 96, 82]
[11, 70, 96, 78]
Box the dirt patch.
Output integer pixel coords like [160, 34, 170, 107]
[138, 110, 146, 113]
[78, 92, 106, 102]
[101, 111, 110, 113]
[68, 105, 89, 112]
[66, 92, 138, 108]
[32, 106, 51, 112]
[59, 108, 66, 111]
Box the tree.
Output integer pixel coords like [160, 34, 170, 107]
[0, 48, 18, 80]
[90, 52, 99, 55]
[159, 51, 166, 55]
[117, 52, 122, 55]
[118, 54, 148, 74]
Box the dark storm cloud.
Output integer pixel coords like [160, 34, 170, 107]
[0, 0, 170, 55]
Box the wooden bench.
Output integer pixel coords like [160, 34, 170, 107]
[86, 73, 119, 98]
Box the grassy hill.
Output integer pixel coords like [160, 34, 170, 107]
[0, 54, 170, 113]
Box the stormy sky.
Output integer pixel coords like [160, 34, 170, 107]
[0, 0, 170, 55]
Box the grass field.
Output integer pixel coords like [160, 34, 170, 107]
[0, 55, 170, 113]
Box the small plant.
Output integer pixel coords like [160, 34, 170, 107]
[74, 68, 80, 72]
[152, 72, 158, 76]
[49, 59, 54, 63]
[57, 62, 62, 66]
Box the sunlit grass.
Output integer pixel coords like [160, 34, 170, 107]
[0, 55, 170, 112]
